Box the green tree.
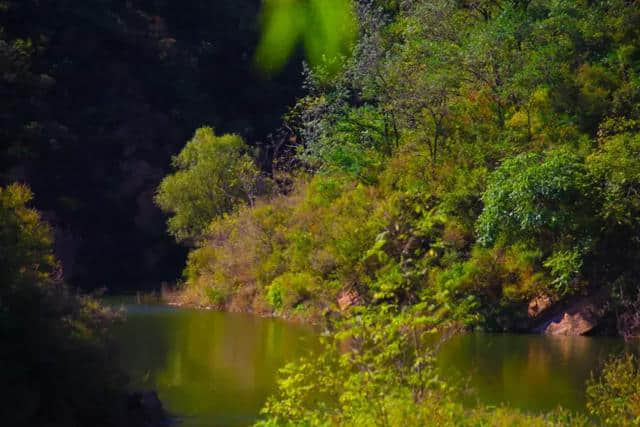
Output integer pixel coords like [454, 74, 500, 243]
[587, 133, 640, 230]
[476, 150, 596, 248]
[155, 127, 262, 242]
[0, 183, 131, 426]
[476, 150, 598, 295]
[0, 183, 55, 287]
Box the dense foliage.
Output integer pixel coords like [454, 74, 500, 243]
[0, 184, 134, 426]
[179, 0, 640, 329]
[586, 353, 640, 426]
[157, 0, 640, 424]
[155, 127, 262, 242]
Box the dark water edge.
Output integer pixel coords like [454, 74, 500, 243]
[109, 303, 629, 426]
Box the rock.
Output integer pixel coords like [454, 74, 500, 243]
[528, 294, 553, 318]
[127, 390, 169, 426]
[617, 304, 640, 340]
[535, 295, 606, 336]
[338, 289, 361, 311]
[140, 391, 163, 414]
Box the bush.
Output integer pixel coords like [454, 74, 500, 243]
[297, 105, 388, 183]
[155, 127, 262, 242]
[477, 150, 596, 249]
[257, 304, 588, 426]
[587, 353, 640, 426]
[266, 272, 318, 311]
[476, 150, 598, 297]
[0, 183, 55, 287]
[587, 132, 640, 234]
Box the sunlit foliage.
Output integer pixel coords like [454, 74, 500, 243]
[587, 353, 640, 426]
[175, 0, 640, 331]
[155, 127, 262, 242]
[257, 304, 587, 426]
[0, 183, 55, 286]
[164, 0, 640, 424]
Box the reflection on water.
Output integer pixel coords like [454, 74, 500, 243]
[113, 305, 628, 425]
[112, 305, 318, 427]
[437, 333, 625, 413]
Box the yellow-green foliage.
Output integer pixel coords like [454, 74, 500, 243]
[0, 183, 56, 286]
[587, 132, 640, 228]
[180, 174, 385, 318]
[434, 244, 550, 329]
[178, 0, 640, 328]
[155, 127, 261, 242]
[257, 304, 588, 427]
[266, 272, 319, 312]
[168, 1, 640, 424]
[587, 353, 640, 426]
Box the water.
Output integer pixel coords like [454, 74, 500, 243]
[111, 305, 319, 426]
[112, 304, 627, 426]
[437, 333, 625, 413]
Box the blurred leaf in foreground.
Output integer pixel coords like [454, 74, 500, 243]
[255, 0, 357, 74]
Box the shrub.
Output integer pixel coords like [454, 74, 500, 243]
[266, 272, 318, 311]
[477, 150, 596, 249]
[155, 127, 262, 241]
[476, 150, 598, 297]
[257, 303, 588, 426]
[587, 353, 640, 426]
[587, 132, 640, 231]
[434, 244, 547, 330]
[0, 183, 55, 287]
[297, 105, 388, 183]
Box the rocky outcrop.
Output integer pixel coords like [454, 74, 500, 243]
[338, 289, 362, 311]
[616, 295, 640, 340]
[532, 293, 607, 336]
[528, 294, 553, 318]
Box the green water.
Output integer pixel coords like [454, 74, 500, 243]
[112, 305, 319, 426]
[437, 333, 625, 413]
[112, 305, 626, 426]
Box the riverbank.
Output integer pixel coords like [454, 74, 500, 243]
[158, 282, 329, 325]
[145, 2, 640, 423]
[162, 278, 621, 337]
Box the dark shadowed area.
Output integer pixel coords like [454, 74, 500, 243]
[0, 0, 302, 291]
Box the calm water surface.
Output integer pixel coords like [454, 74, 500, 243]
[112, 304, 626, 426]
[112, 305, 319, 426]
[437, 333, 625, 413]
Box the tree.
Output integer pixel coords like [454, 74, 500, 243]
[0, 183, 132, 426]
[155, 127, 262, 242]
[0, 183, 55, 288]
[475, 150, 599, 295]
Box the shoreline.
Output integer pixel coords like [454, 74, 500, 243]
[115, 290, 323, 326]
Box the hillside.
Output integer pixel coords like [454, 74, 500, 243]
[168, 0, 640, 338]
